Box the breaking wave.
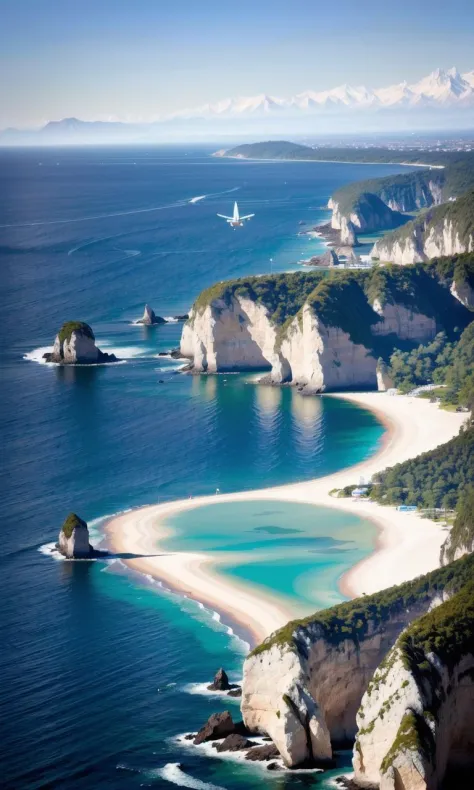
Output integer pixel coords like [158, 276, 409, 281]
[158, 763, 227, 789]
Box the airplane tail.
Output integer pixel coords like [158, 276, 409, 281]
[233, 201, 239, 221]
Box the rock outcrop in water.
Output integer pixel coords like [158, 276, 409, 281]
[137, 304, 166, 325]
[240, 554, 474, 772]
[43, 322, 117, 364]
[179, 265, 471, 391]
[58, 513, 93, 558]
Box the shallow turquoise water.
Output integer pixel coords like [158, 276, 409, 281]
[166, 500, 376, 614]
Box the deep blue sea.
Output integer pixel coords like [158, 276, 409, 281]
[0, 146, 408, 789]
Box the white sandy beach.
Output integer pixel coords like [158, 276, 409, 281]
[106, 392, 466, 644]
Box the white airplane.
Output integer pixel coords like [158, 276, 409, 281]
[217, 201, 254, 228]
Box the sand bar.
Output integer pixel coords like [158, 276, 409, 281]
[106, 392, 466, 645]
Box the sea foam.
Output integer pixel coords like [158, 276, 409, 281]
[158, 763, 226, 789]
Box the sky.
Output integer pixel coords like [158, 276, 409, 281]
[1, 0, 474, 127]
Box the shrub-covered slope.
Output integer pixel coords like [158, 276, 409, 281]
[370, 425, 473, 511]
[250, 552, 474, 657]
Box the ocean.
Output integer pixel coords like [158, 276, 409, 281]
[0, 146, 408, 788]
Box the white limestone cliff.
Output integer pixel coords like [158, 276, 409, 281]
[372, 218, 474, 265]
[353, 644, 474, 789]
[241, 601, 431, 768]
[376, 360, 394, 392]
[450, 279, 474, 309]
[439, 530, 474, 565]
[371, 300, 436, 341]
[180, 294, 437, 392]
[340, 217, 359, 246]
[276, 306, 377, 390]
[180, 297, 280, 373]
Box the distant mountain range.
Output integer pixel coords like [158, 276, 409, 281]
[2, 67, 474, 145]
[173, 67, 474, 118]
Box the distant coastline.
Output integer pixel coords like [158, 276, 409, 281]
[213, 151, 445, 169]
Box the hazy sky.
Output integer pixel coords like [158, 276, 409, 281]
[2, 0, 474, 127]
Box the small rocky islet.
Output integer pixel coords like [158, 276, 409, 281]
[56, 512, 108, 559]
[136, 304, 189, 325]
[43, 321, 118, 364]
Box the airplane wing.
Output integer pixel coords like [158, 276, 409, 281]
[217, 214, 233, 220]
[240, 214, 255, 221]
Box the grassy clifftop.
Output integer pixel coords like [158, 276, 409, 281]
[191, 262, 472, 355]
[250, 552, 474, 656]
[58, 321, 94, 343]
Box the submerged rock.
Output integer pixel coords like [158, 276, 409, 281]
[137, 304, 166, 326]
[174, 314, 189, 321]
[43, 322, 117, 364]
[227, 687, 242, 698]
[213, 734, 255, 753]
[245, 743, 280, 761]
[193, 711, 235, 745]
[58, 513, 93, 558]
[207, 667, 231, 691]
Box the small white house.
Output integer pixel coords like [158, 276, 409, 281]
[352, 487, 368, 498]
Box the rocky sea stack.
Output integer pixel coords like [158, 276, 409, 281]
[43, 322, 117, 364]
[57, 513, 93, 559]
[137, 304, 166, 326]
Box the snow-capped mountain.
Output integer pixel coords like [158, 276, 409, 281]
[167, 67, 474, 119]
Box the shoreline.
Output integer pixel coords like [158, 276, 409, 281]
[106, 392, 465, 647]
[214, 153, 445, 169]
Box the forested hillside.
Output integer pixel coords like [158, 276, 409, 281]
[370, 425, 473, 510]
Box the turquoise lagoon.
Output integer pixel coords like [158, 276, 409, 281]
[166, 500, 377, 616]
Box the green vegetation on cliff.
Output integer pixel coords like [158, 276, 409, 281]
[250, 553, 474, 656]
[58, 321, 94, 343]
[192, 261, 472, 359]
[332, 169, 442, 217]
[387, 320, 474, 402]
[400, 578, 474, 672]
[370, 425, 474, 511]
[61, 513, 88, 539]
[377, 189, 474, 251]
[193, 271, 325, 324]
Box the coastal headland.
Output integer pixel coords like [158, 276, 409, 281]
[106, 392, 466, 645]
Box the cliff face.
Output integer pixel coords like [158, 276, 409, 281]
[353, 583, 474, 790]
[328, 171, 445, 240]
[372, 191, 474, 265]
[240, 556, 474, 771]
[180, 296, 280, 373]
[180, 285, 438, 392]
[329, 194, 406, 235]
[377, 178, 443, 213]
[241, 602, 430, 767]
